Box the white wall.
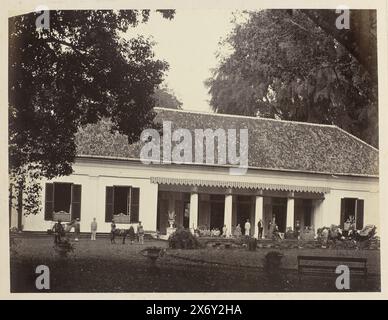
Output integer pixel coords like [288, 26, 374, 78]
[21, 170, 158, 233]
[320, 188, 379, 231]
[19, 157, 379, 233]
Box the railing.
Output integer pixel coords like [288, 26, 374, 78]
[113, 213, 131, 224]
[53, 211, 71, 222]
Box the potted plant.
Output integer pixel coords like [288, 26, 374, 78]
[140, 246, 166, 266]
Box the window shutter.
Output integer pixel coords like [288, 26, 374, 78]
[356, 199, 364, 229]
[71, 184, 82, 221]
[340, 198, 345, 227]
[105, 186, 114, 222]
[130, 187, 140, 223]
[44, 183, 54, 220]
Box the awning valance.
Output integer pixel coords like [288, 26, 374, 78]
[150, 177, 330, 194]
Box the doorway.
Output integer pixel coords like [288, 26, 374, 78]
[272, 197, 287, 232]
[210, 195, 225, 230]
[236, 196, 253, 235]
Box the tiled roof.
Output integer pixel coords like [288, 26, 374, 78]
[75, 108, 379, 177]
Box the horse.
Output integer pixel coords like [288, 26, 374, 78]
[64, 220, 77, 233]
[111, 228, 136, 244]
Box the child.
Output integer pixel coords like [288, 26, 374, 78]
[137, 221, 144, 244]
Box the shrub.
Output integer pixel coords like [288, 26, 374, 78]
[54, 238, 75, 258]
[168, 228, 201, 249]
[263, 251, 284, 274]
[10, 237, 19, 256]
[284, 228, 296, 239]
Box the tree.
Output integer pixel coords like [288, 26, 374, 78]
[300, 9, 377, 80]
[153, 86, 183, 109]
[206, 9, 378, 147]
[9, 10, 174, 218]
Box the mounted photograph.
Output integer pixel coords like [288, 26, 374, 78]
[8, 6, 381, 293]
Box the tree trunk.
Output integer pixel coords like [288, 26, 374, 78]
[17, 186, 23, 230]
[9, 186, 12, 228]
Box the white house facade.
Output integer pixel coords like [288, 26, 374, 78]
[11, 108, 379, 237]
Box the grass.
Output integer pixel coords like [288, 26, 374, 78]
[10, 234, 380, 292]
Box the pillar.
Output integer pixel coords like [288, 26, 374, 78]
[189, 192, 198, 229]
[286, 197, 295, 230]
[224, 193, 233, 237]
[254, 195, 264, 239]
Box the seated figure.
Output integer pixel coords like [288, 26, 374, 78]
[234, 224, 242, 237]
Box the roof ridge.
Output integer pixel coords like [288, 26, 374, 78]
[155, 108, 379, 152]
[154, 107, 337, 129]
[333, 126, 379, 152]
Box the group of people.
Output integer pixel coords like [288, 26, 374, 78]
[234, 219, 264, 238]
[110, 219, 145, 244]
[343, 216, 357, 238]
[52, 217, 81, 244]
[51, 217, 146, 245]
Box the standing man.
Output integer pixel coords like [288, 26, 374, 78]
[111, 219, 116, 244]
[244, 219, 251, 237]
[52, 219, 64, 245]
[257, 219, 263, 239]
[137, 221, 145, 244]
[74, 218, 80, 241]
[90, 218, 97, 241]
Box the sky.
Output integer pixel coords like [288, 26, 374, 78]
[125, 9, 239, 113]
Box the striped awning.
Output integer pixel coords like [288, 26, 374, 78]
[150, 177, 330, 194]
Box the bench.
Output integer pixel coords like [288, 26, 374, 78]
[297, 255, 368, 282]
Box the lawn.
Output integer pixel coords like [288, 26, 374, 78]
[10, 234, 380, 292]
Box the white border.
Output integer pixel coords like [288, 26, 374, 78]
[1, 0, 387, 300]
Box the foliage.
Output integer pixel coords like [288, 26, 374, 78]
[9, 164, 43, 217]
[168, 228, 201, 249]
[10, 237, 20, 256]
[9, 10, 174, 215]
[300, 9, 377, 80]
[153, 86, 183, 109]
[54, 238, 75, 258]
[206, 9, 378, 147]
[263, 251, 284, 273]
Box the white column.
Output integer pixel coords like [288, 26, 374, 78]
[286, 197, 295, 230]
[224, 194, 233, 237]
[254, 195, 264, 239]
[189, 192, 198, 229]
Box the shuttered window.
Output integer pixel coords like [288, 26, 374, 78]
[44, 182, 82, 221]
[105, 186, 140, 223]
[71, 184, 82, 221]
[340, 198, 364, 229]
[340, 198, 345, 227]
[105, 186, 114, 222]
[356, 199, 364, 229]
[130, 188, 140, 223]
[44, 183, 54, 221]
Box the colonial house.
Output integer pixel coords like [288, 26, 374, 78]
[11, 108, 379, 238]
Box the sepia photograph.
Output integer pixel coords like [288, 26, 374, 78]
[5, 2, 385, 296]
